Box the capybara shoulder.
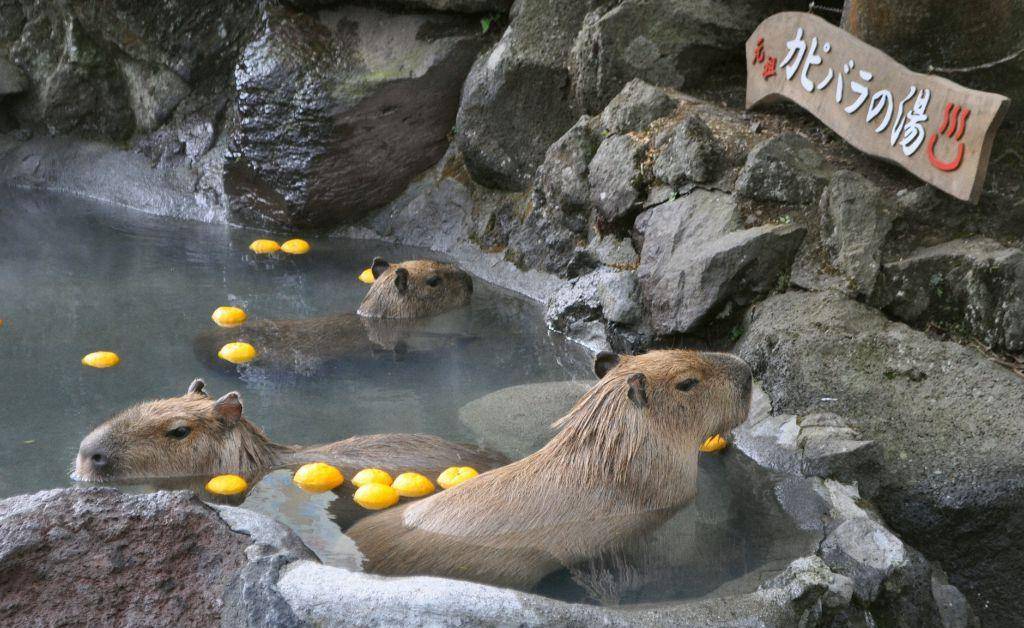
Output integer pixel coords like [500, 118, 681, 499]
[347, 349, 752, 590]
[357, 258, 473, 319]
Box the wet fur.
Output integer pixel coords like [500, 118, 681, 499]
[346, 350, 752, 590]
[74, 385, 507, 483]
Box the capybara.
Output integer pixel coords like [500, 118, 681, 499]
[73, 378, 508, 484]
[346, 349, 752, 590]
[194, 258, 475, 374]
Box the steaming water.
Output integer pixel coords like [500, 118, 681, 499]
[0, 188, 817, 605]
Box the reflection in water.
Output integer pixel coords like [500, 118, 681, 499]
[1, 188, 815, 606]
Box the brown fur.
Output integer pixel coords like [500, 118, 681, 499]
[73, 380, 507, 483]
[346, 350, 752, 590]
[193, 258, 473, 373]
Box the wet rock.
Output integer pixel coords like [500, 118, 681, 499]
[455, 0, 597, 190]
[568, 0, 796, 113]
[736, 133, 832, 205]
[363, 0, 513, 12]
[587, 234, 639, 269]
[226, 6, 482, 228]
[458, 380, 593, 457]
[638, 189, 804, 334]
[545, 268, 639, 351]
[653, 114, 722, 186]
[534, 115, 601, 214]
[871, 237, 1024, 354]
[119, 59, 190, 132]
[597, 78, 677, 134]
[596, 269, 642, 324]
[931, 567, 980, 628]
[736, 289, 1024, 621]
[0, 57, 27, 95]
[0, 488, 248, 626]
[820, 170, 893, 297]
[588, 133, 646, 223]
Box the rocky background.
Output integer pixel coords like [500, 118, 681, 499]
[2, 0, 1024, 625]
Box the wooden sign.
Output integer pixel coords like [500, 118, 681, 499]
[746, 12, 1010, 203]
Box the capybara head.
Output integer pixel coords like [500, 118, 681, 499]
[356, 258, 473, 319]
[73, 380, 277, 482]
[558, 350, 753, 459]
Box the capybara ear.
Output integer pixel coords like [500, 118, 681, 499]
[371, 257, 390, 279]
[394, 267, 409, 294]
[626, 373, 648, 408]
[594, 351, 620, 378]
[187, 378, 207, 397]
[213, 392, 243, 423]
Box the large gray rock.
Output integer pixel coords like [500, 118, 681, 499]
[653, 114, 722, 185]
[225, 6, 482, 228]
[361, 0, 513, 12]
[568, 0, 798, 113]
[0, 488, 246, 626]
[596, 78, 677, 135]
[544, 267, 644, 350]
[459, 379, 593, 457]
[0, 57, 27, 95]
[871, 237, 1024, 354]
[534, 115, 601, 215]
[637, 190, 804, 335]
[588, 133, 646, 223]
[736, 290, 1024, 622]
[455, 0, 598, 190]
[820, 170, 893, 297]
[736, 133, 832, 205]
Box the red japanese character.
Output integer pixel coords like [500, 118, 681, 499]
[753, 37, 765, 65]
[762, 56, 777, 79]
[927, 102, 970, 172]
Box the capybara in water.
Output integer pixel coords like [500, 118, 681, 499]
[346, 349, 752, 590]
[73, 378, 508, 484]
[194, 258, 475, 374]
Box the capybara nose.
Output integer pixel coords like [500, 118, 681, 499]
[708, 353, 752, 398]
[83, 447, 109, 469]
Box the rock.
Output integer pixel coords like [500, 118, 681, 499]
[820, 170, 893, 297]
[736, 290, 1024, 621]
[225, 6, 482, 228]
[931, 567, 980, 628]
[534, 115, 601, 215]
[736, 133, 832, 205]
[568, 0, 797, 113]
[596, 269, 642, 324]
[588, 234, 639, 269]
[871, 237, 1024, 354]
[653, 114, 722, 185]
[358, 0, 513, 12]
[119, 58, 190, 132]
[455, 0, 597, 190]
[638, 190, 805, 334]
[0, 488, 248, 626]
[796, 413, 883, 498]
[279, 555, 861, 626]
[505, 201, 593, 278]
[588, 133, 646, 223]
[458, 380, 593, 457]
[597, 78, 677, 135]
[0, 57, 27, 95]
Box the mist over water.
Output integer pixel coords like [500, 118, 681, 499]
[0, 188, 815, 605]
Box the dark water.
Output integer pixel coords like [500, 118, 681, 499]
[0, 188, 816, 605]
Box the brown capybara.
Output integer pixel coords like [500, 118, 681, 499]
[345, 349, 752, 590]
[194, 258, 475, 374]
[73, 378, 508, 484]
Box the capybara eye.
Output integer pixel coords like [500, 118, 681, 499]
[166, 426, 191, 440]
[676, 378, 699, 392]
[425, 275, 441, 287]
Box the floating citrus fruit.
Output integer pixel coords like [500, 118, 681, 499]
[81, 351, 120, 369]
[352, 468, 393, 488]
[211, 306, 247, 327]
[392, 472, 435, 497]
[218, 342, 257, 364]
[353, 482, 400, 510]
[358, 268, 375, 284]
[437, 466, 478, 489]
[249, 239, 280, 254]
[699, 434, 728, 453]
[281, 239, 310, 255]
[293, 462, 345, 493]
[206, 474, 248, 495]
